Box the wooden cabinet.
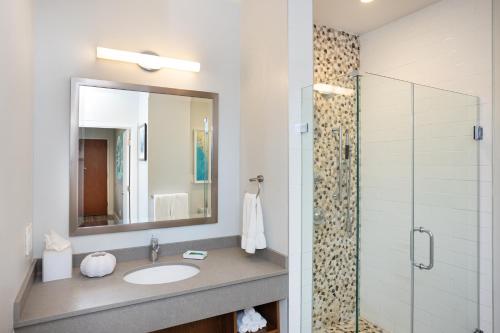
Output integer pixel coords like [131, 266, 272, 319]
[152, 301, 280, 333]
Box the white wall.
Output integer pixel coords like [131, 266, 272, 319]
[493, 1, 500, 332]
[0, 0, 33, 331]
[148, 94, 191, 202]
[147, 94, 212, 218]
[79, 86, 145, 128]
[33, 0, 240, 255]
[360, 0, 493, 331]
[287, 0, 314, 332]
[240, 1, 290, 330]
[240, 0, 289, 255]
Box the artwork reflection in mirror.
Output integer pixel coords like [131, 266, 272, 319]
[77, 86, 212, 228]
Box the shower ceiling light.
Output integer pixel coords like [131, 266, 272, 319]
[313, 83, 355, 96]
[360, 0, 374, 3]
[96, 47, 201, 72]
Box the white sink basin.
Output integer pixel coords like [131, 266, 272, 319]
[123, 264, 200, 285]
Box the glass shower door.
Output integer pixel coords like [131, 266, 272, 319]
[301, 85, 314, 333]
[412, 85, 480, 333]
[358, 74, 414, 333]
[301, 73, 481, 333]
[357, 74, 480, 333]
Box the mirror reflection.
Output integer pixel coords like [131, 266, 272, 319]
[77, 86, 213, 228]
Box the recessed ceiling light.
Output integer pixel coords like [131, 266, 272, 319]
[361, 0, 374, 3]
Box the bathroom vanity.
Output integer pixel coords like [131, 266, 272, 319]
[13, 78, 289, 333]
[14, 237, 288, 333]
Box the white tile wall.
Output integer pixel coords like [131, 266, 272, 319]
[360, 0, 493, 331]
[359, 75, 414, 333]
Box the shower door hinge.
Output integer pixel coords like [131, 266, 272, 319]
[295, 123, 309, 134]
[473, 126, 483, 141]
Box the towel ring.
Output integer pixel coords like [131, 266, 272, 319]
[248, 175, 264, 198]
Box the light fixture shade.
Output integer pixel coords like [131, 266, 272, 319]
[96, 47, 201, 72]
[313, 83, 355, 96]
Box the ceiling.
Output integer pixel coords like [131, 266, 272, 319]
[314, 0, 441, 35]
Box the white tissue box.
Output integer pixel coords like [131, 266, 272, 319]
[43, 247, 72, 282]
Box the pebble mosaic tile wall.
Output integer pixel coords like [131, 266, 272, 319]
[312, 25, 360, 331]
[316, 318, 385, 333]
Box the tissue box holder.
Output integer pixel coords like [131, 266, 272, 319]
[43, 247, 72, 282]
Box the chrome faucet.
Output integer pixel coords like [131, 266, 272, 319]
[150, 236, 160, 263]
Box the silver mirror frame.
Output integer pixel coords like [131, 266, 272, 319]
[69, 78, 219, 236]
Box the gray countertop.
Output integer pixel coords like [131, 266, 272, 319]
[16, 247, 287, 328]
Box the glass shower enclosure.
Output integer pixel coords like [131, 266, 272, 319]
[301, 73, 481, 333]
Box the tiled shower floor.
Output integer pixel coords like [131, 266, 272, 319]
[316, 318, 386, 333]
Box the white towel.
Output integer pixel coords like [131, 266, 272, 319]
[241, 193, 267, 254]
[237, 308, 267, 333]
[153, 193, 189, 220]
[172, 193, 189, 219]
[153, 194, 176, 220]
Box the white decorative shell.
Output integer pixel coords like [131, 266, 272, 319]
[80, 252, 116, 278]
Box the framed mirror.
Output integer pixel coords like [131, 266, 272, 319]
[69, 78, 218, 236]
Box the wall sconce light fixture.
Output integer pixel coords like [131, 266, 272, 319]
[96, 47, 201, 72]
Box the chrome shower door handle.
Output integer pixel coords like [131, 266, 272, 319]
[413, 227, 434, 270]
